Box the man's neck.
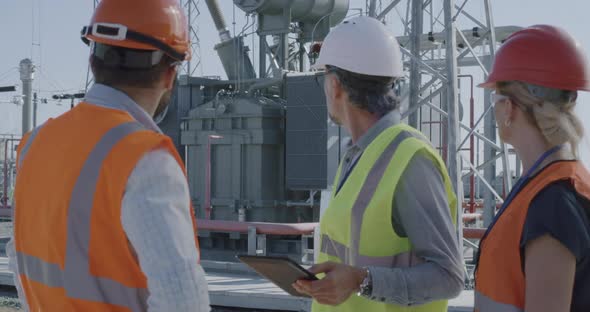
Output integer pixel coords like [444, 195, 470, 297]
[343, 106, 380, 144]
[114, 85, 159, 117]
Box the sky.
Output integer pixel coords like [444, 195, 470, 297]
[0, 0, 589, 168]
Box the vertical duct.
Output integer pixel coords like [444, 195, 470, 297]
[205, 0, 231, 41]
[205, 0, 256, 81]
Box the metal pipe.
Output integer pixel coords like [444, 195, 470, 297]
[458, 99, 494, 150]
[456, 30, 489, 76]
[2, 141, 7, 210]
[444, 0, 462, 227]
[196, 219, 487, 238]
[377, 0, 403, 20]
[279, 34, 289, 70]
[368, 0, 378, 17]
[2, 139, 19, 210]
[463, 228, 485, 239]
[285, 190, 317, 208]
[204, 0, 231, 41]
[206, 137, 211, 219]
[476, 132, 480, 199]
[395, 26, 521, 53]
[453, 0, 469, 21]
[459, 75, 475, 213]
[462, 154, 504, 203]
[33, 92, 38, 128]
[483, 0, 497, 227]
[442, 93, 448, 164]
[457, 4, 487, 29]
[259, 35, 267, 78]
[400, 47, 448, 82]
[424, 100, 501, 151]
[205, 135, 223, 219]
[197, 219, 318, 236]
[19, 59, 34, 136]
[408, 0, 423, 128]
[461, 151, 502, 179]
[298, 41, 305, 72]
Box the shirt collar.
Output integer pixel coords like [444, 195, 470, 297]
[351, 110, 402, 151]
[84, 83, 162, 133]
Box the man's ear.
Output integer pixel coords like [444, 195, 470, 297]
[163, 64, 177, 90]
[329, 75, 344, 101]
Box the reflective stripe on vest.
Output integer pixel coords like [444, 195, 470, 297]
[16, 122, 148, 311]
[475, 291, 524, 312]
[321, 130, 426, 267]
[17, 124, 43, 169]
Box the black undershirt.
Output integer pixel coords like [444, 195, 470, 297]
[520, 179, 590, 312]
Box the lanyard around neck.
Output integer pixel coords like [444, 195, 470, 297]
[480, 145, 563, 242]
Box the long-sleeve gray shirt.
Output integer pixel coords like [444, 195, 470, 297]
[336, 110, 464, 306]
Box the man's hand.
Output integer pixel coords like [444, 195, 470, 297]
[292, 261, 367, 306]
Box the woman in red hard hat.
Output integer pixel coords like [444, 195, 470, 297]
[475, 25, 590, 312]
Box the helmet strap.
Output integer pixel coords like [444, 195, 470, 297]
[81, 23, 186, 62]
[93, 43, 165, 69]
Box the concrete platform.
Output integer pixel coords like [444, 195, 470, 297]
[0, 258, 474, 311]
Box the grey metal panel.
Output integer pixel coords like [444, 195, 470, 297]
[285, 74, 329, 190]
[160, 78, 203, 162]
[284, 74, 350, 190]
[183, 94, 287, 222]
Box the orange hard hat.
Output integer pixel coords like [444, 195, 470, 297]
[479, 25, 590, 91]
[81, 0, 191, 62]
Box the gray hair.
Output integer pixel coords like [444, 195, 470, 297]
[327, 65, 400, 117]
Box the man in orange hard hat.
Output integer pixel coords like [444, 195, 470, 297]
[7, 0, 211, 311]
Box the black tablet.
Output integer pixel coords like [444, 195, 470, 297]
[237, 255, 318, 297]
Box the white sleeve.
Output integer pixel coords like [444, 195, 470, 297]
[6, 232, 30, 312]
[121, 148, 210, 312]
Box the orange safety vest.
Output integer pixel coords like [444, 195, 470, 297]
[13, 102, 199, 311]
[475, 161, 590, 312]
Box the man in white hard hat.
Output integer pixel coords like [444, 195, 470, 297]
[293, 16, 464, 312]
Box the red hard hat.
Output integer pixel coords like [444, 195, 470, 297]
[479, 25, 590, 91]
[82, 0, 191, 61]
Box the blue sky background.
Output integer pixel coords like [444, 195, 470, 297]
[0, 0, 588, 168]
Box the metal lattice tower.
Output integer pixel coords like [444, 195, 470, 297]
[182, 0, 203, 77]
[366, 0, 515, 227]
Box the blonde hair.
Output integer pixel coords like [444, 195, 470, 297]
[497, 81, 585, 157]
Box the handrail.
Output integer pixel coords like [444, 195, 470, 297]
[197, 219, 487, 240]
[197, 219, 317, 235]
[463, 227, 486, 239]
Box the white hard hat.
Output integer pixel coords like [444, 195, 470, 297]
[313, 16, 404, 78]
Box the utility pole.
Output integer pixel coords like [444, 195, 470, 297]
[19, 59, 35, 136]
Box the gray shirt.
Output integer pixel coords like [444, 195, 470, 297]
[337, 110, 464, 306]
